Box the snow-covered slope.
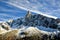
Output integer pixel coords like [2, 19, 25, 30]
[0, 11, 60, 40]
[0, 11, 60, 32]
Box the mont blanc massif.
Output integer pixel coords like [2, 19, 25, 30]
[0, 11, 60, 40]
[0, 0, 60, 40]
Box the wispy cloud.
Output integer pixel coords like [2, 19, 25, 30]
[3, 0, 60, 18]
[0, 14, 17, 18]
[0, 0, 60, 21]
[0, 13, 20, 20]
[3, 1, 57, 19]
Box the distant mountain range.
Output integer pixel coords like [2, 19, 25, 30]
[0, 11, 60, 32]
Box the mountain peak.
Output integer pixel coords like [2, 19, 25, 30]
[25, 11, 32, 18]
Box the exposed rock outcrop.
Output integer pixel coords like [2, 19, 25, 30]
[0, 27, 60, 40]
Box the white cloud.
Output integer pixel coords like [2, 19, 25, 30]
[2, 0, 60, 18]
[3, 1, 57, 19]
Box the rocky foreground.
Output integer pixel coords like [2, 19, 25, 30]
[0, 27, 60, 40]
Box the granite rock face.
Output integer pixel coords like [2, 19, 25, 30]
[4, 11, 60, 30]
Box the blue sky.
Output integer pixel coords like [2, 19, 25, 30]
[0, 0, 60, 21]
[0, 1, 27, 21]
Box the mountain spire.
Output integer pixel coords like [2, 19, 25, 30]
[25, 11, 32, 22]
[25, 11, 32, 18]
[26, 11, 31, 18]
